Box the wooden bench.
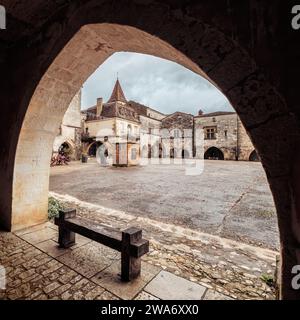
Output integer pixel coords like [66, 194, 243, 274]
[54, 209, 149, 281]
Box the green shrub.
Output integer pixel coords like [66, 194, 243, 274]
[48, 197, 63, 220]
[260, 274, 274, 287]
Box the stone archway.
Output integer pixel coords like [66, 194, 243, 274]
[11, 23, 205, 232]
[249, 150, 260, 162]
[204, 147, 224, 160]
[0, 2, 298, 299]
[58, 140, 75, 158]
[87, 141, 103, 157]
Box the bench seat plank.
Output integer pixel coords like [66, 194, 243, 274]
[55, 216, 149, 258]
[54, 209, 149, 281]
[55, 216, 122, 251]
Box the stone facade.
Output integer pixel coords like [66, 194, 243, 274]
[161, 112, 194, 159]
[81, 80, 257, 162]
[81, 80, 140, 166]
[53, 91, 82, 160]
[194, 112, 257, 161]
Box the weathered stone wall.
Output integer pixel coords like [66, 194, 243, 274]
[85, 118, 115, 140]
[140, 115, 161, 134]
[147, 108, 165, 121]
[52, 90, 82, 160]
[194, 114, 257, 161]
[237, 118, 256, 161]
[161, 112, 194, 132]
[195, 114, 238, 160]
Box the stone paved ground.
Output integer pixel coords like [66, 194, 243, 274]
[0, 200, 277, 300]
[0, 223, 236, 300]
[0, 160, 278, 300]
[49, 192, 277, 300]
[50, 160, 278, 250]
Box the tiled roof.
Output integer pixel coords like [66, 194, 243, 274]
[162, 111, 194, 119]
[127, 100, 148, 116]
[195, 111, 236, 118]
[107, 79, 127, 103]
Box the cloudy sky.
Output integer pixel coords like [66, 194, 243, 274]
[81, 52, 233, 115]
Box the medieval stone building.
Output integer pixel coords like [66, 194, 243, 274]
[54, 79, 258, 164]
[81, 79, 141, 166]
[77, 79, 258, 164]
[194, 111, 258, 161]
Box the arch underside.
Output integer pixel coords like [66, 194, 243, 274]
[12, 23, 207, 230]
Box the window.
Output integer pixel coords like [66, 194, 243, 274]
[174, 129, 181, 138]
[204, 127, 217, 140]
[127, 124, 132, 136]
[131, 148, 137, 160]
[120, 122, 125, 134]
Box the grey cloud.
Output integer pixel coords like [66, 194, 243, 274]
[81, 52, 233, 115]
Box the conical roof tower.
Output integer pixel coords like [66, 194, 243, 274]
[107, 79, 127, 103]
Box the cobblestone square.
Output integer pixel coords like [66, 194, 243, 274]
[50, 159, 278, 250]
[0, 160, 279, 300]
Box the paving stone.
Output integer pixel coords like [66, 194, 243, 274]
[135, 291, 160, 300]
[48, 283, 72, 298]
[84, 285, 105, 300]
[91, 263, 149, 300]
[14, 224, 50, 236]
[0, 209, 275, 300]
[35, 239, 71, 258]
[97, 290, 120, 300]
[140, 261, 162, 282]
[57, 242, 120, 278]
[70, 235, 93, 250]
[203, 289, 234, 300]
[144, 271, 206, 300]
[43, 281, 61, 294]
[19, 228, 58, 245]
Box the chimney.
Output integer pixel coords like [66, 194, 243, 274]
[198, 109, 204, 116]
[96, 98, 103, 117]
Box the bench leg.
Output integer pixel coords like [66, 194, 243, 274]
[121, 228, 142, 281]
[58, 226, 76, 248]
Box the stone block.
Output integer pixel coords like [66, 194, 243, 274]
[144, 271, 206, 300]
